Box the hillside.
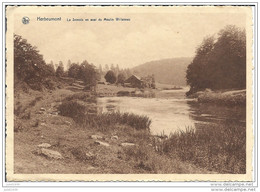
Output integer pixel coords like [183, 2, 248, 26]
[132, 57, 192, 86]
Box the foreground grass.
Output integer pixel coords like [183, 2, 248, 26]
[58, 92, 245, 174]
[55, 92, 213, 173]
[159, 123, 246, 174]
[58, 95, 151, 131]
[14, 87, 244, 174]
[14, 89, 208, 174]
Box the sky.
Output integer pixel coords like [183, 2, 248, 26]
[13, 8, 247, 69]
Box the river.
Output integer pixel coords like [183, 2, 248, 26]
[97, 88, 246, 136]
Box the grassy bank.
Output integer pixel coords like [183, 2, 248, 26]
[59, 103, 151, 131]
[57, 92, 245, 174]
[14, 84, 244, 174]
[14, 88, 211, 174]
[158, 122, 246, 174]
[189, 89, 246, 106]
[55, 92, 214, 173]
[58, 92, 151, 130]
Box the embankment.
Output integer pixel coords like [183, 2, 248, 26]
[14, 86, 210, 174]
[189, 89, 246, 106]
[14, 81, 245, 174]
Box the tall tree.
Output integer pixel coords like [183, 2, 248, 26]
[14, 34, 47, 84]
[186, 36, 215, 92]
[99, 64, 103, 75]
[56, 61, 64, 77]
[186, 25, 246, 94]
[104, 64, 109, 72]
[208, 25, 246, 89]
[46, 63, 55, 76]
[67, 59, 72, 69]
[78, 60, 98, 87]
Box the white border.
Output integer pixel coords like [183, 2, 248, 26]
[1, 1, 258, 191]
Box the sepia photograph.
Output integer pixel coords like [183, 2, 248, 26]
[4, 4, 254, 182]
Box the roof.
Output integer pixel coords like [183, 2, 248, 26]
[132, 75, 142, 81]
[125, 75, 142, 82]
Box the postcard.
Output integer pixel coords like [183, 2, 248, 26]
[5, 5, 254, 182]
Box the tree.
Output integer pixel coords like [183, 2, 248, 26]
[104, 64, 109, 72]
[98, 64, 103, 75]
[67, 59, 72, 69]
[46, 63, 55, 76]
[125, 68, 132, 78]
[208, 25, 246, 89]
[186, 25, 246, 95]
[67, 61, 98, 89]
[186, 36, 215, 92]
[116, 64, 120, 74]
[151, 74, 156, 89]
[110, 64, 115, 72]
[105, 70, 117, 84]
[117, 73, 126, 85]
[141, 75, 156, 88]
[14, 34, 47, 85]
[54, 63, 58, 70]
[78, 60, 98, 87]
[56, 61, 64, 77]
[68, 63, 81, 79]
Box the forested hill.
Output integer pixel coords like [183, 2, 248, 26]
[132, 57, 192, 86]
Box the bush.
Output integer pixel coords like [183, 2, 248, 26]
[58, 101, 88, 124]
[43, 79, 56, 90]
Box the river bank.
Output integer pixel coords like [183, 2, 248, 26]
[14, 83, 211, 174]
[188, 89, 246, 106]
[13, 81, 246, 174]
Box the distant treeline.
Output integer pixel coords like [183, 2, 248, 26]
[67, 62, 132, 85]
[14, 34, 99, 90]
[13, 34, 133, 91]
[186, 25, 246, 95]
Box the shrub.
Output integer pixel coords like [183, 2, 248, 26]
[58, 101, 87, 124]
[43, 79, 56, 90]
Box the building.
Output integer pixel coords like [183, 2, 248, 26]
[124, 75, 143, 88]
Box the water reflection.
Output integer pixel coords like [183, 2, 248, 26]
[188, 101, 246, 126]
[97, 89, 246, 136]
[97, 96, 195, 135]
